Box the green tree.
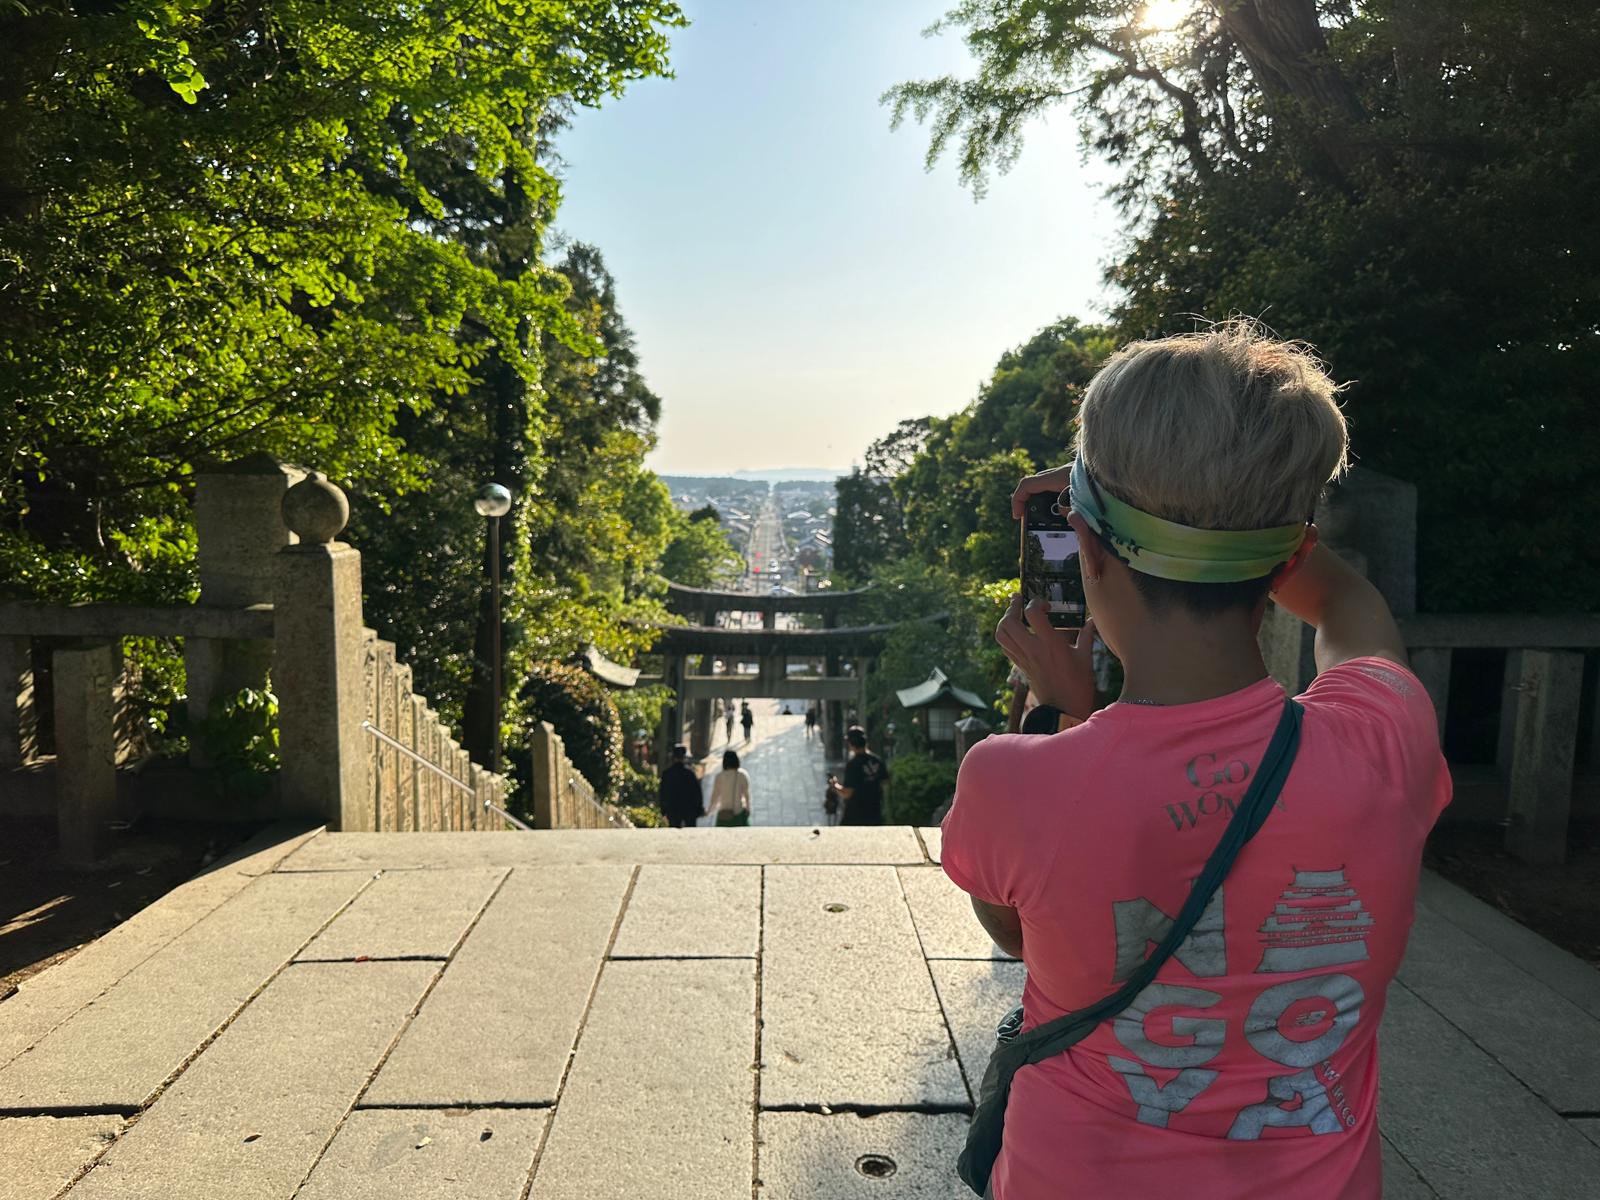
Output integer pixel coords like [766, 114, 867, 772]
[1, 0, 685, 610]
[890, 2, 1600, 611]
[894, 318, 1112, 578]
[659, 505, 743, 588]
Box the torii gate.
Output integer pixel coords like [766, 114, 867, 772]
[648, 583, 883, 762]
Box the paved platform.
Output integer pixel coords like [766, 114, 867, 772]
[698, 698, 833, 828]
[2, 825, 1598, 1198]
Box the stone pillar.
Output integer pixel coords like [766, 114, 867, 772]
[822, 647, 844, 761]
[186, 456, 304, 741]
[1505, 650, 1583, 866]
[0, 635, 37, 768]
[1408, 647, 1451, 744]
[273, 474, 368, 829]
[690, 696, 712, 761]
[763, 609, 776, 631]
[530, 721, 558, 829]
[54, 643, 118, 867]
[1497, 649, 1524, 777]
[657, 653, 684, 770]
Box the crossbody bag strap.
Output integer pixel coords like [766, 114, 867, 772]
[1018, 696, 1305, 1065]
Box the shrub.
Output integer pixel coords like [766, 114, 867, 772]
[509, 663, 624, 816]
[625, 805, 668, 828]
[884, 751, 958, 826]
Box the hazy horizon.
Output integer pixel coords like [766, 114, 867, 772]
[553, 0, 1117, 476]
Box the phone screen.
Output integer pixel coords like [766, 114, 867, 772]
[1020, 493, 1086, 628]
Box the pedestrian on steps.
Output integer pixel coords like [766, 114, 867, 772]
[724, 704, 736, 745]
[705, 750, 752, 826]
[740, 700, 754, 742]
[657, 744, 704, 829]
[804, 704, 818, 740]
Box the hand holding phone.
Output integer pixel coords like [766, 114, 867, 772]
[1019, 491, 1086, 630]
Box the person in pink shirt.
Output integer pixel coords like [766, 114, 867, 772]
[941, 322, 1451, 1199]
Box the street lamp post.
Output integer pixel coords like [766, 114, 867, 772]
[475, 483, 512, 773]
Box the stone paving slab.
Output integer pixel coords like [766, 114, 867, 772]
[760, 866, 966, 1109]
[1381, 1138, 1441, 1199]
[279, 827, 926, 871]
[0, 823, 322, 1071]
[1417, 871, 1600, 1021]
[0, 1115, 122, 1200]
[919, 826, 942, 864]
[68, 961, 436, 1200]
[610, 865, 761, 958]
[1397, 903, 1600, 1111]
[363, 865, 630, 1106]
[757, 1112, 969, 1199]
[1378, 979, 1600, 1199]
[1376, 1139, 1440, 1200]
[297, 867, 506, 961]
[926, 960, 1025, 1094]
[534, 959, 755, 1199]
[898, 867, 1015, 960]
[296, 1107, 547, 1200]
[0, 871, 368, 1110]
[1574, 1119, 1600, 1149]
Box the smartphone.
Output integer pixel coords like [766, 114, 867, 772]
[1019, 492, 1086, 630]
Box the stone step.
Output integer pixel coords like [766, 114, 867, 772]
[0, 872, 369, 1110]
[534, 959, 756, 1198]
[67, 961, 436, 1200]
[760, 866, 966, 1109]
[610, 865, 761, 959]
[296, 1108, 547, 1200]
[297, 867, 506, 962]
[362, 865, 630, 1107]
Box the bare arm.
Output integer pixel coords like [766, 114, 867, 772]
[971, 898, 1024, 958]
[1270, 543, 1407, 674]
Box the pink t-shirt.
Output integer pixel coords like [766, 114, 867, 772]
[942, 658, 1451, 1200]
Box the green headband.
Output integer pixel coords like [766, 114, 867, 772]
[1069, 459, 1307, 584]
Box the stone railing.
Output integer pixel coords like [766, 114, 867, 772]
[357, 630, 511, 832]
[0, 457, 519, 863]
[1258, 468, 1598, 866]
[528, 722, 631, 830]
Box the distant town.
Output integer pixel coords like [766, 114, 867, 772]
[660, 475, 837, 588]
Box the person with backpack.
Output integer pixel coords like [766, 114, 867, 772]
[828, 726, 890, 825]
[941, 323, 1451, 1199]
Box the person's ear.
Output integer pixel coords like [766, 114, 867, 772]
[1067, 511, 1107, 582]
[1269, 524, 1319, 592]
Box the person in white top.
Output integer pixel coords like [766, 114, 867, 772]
[704, 749, 752, 826]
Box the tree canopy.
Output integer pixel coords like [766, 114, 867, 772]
[889, 1, 1600, 610]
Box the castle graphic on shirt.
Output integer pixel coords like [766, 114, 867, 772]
[1107, 867, 1372, 1139]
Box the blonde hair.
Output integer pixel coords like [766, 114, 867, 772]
[1075, 320, 1349, 532]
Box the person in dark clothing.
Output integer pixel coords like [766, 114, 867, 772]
[828, 725, 890, 825]
[657, 743, 704, 829]
[740, 700, 754, 742]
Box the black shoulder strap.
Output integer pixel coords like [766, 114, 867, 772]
[1019, 696, 1304, 1065]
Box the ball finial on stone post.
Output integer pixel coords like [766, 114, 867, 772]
[281, 472, 350, 544]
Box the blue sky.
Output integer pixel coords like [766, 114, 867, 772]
[552, 0, 1119, 475]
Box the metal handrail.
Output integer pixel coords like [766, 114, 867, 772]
[361, 721, 474, 794]
[485, 802, 534, 832]
[360, 720, 532, 830]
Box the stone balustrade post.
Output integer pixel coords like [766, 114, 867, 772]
[273, 474, 368, 829]
[54, 642, 118, 867]
[1505, 649, 1583, 866]
[186, 456, 303, 757]
[0, 635, 37, 768]
[1408, 647, 1451, 743]
[531, 721, 558, 829]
